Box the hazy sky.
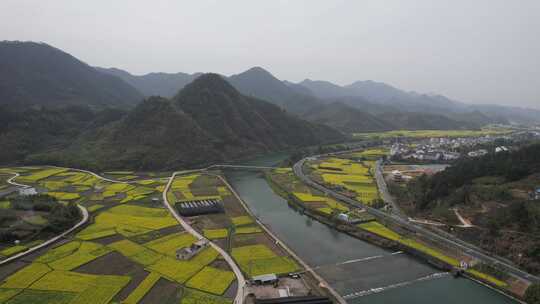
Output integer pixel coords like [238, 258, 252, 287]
[1, 0, 539, 109]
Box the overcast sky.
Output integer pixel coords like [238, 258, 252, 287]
[1, 0, 539, 109]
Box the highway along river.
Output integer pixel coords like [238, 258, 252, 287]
[225, 154, 517, 304]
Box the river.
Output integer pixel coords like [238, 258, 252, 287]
[225, 153, 517, 304]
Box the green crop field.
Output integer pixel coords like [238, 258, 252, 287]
[76, 224, 117, 241]
[293, 192, 326, 202]
[86, 204, 103, 212]
[313, 156, 380, 205]
[0, 201, 10, 209]
[109, 204, 168, 217]
[144, 233, 196, 256]
[109, 240, 162, 266]
[358, 221, 461, 267]
[231, 216, 253, 227]
[40, 181, 68, 191]
[353, 128, 512, 139]
[78, 205, 177, 240]
[122, 272, 161, 304]
[0, 289, 22, 303]
[45, 242, 112, 271]
[235, 226, 262, 235]
[146, 257, 201, 283]
[181, 289, 232, 304]
[232, 245, 298, 277]
[46, 192, 81, 201]
[204, 229, 229, 239]
[186, 266, 235, 295]
[0, 245, 28, 257]
[0, 263, 52, 289]
[17, 168, 68, 182]
[0, 168, 254, 303]
[317, 207, 333, 215]
[22, 215, 48, 226]
[2, 289, 76, 304]
[466, 269, 508, 288]
[170, 174, 199, 200]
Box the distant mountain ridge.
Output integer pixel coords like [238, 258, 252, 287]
[100, 65, 538, 127]
[2, 40, 536, 137]
[0, 41, 143, 108]
[96, 67, 202, 98]
[2, 74, 345, 170]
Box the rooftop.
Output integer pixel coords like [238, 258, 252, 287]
[252, 273, 278, 282]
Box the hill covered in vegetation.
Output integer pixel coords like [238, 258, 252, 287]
[397, 143, 540, 274]
[2, 74, 345, 170]
[0, 41, 143, 109]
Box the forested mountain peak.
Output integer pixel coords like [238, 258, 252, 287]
[175, 73, 241, 100]
[0, 41, 143, 108]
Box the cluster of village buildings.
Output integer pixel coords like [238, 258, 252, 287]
[389, 134, 517, 162]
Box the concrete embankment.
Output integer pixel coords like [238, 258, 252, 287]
[213, 172, 347, 304]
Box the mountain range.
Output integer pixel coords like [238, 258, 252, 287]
[1, 55, 343, 169]
[1, 41, 539, 169]
[0, 41, 143, 109]
[98, 63, 540, 130]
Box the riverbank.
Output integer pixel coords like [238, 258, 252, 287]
[227, 168, 517, 303]
[265, 166, 524, 301]
[214, 172, 346, 304]
[265, 172, 453, 271]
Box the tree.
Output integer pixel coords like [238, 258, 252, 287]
[525, 284, 540, 304]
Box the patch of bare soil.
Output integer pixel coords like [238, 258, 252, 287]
[223, 280, 238, 298]
[74, 251, 150, 302]
[139, 278, 182, 304]
[222, 195, 246, 217]
[130, 225, 184, 244]
[91, 234, 126, 245]
[210, 258, 230, 271]
[193, 214, 231, 231]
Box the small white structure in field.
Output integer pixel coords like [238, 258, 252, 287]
[176, 239, 209, 260]
[18, 188, 37, 196]
[392, 170, 403, 182]
[337, 213, 349, 222]
[252, 273, 278, 285]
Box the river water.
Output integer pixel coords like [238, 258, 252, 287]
[225, 154, 517, 304]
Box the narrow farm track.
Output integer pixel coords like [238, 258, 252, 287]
[0, 172, 89, 266]
[452, 208, 474, 228]
[162, 171, 246, 304]
[6, 172, 30, 188]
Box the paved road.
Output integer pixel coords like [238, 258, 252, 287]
[374, 160, 406, 218]
[162, 171, 246, 304]
[6, 172, 31, 188]
[293, 156, 540, 284]
[206, 165, 277, 170]
[1, 173, 89, 265]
